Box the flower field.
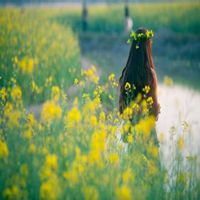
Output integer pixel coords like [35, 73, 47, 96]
[0, 8, 81, 105]
[0, 6, 200, 200]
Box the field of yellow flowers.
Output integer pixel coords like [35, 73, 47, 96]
[0, 8, 200, 200]
[0, 8, 81, 105]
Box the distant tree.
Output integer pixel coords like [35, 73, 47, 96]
[82, 0, 88, 31]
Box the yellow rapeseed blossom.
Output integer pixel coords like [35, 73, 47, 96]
[40, 175, 60, 200]
[147, 144, 159, 158]
[4, 102, 13, 117]
[83, 66, 99, 84]
[31, 81, 42, 94]
[0, 140, 9, 158]
[127, 134, 133, 144]
[135, 116, 156, 139]
[18, 57, 34, 74]
[99, 111, 106, 122]
[0, 87, 7, 101]
[41, 101, 62, 124]
[7, 110, 21, 127]
[108, 153, 120, 166]
[178, 136, 185, 151]
[11, 85, 22, 100]
[142, 85, 150, 94]
[116, 185, 132, 200]
[51, 86, 60, 102]
[90, 115, 97, 126]
[163, 76, 173, 86]
[124, 82, 131, 91]
[122, 107, 133, 120]
[108, 73, 115, 81]
[65, 106, 81, 128]
[146, 96, 153, 106]
[122, 168, 135, 183]
[45, 154, 58, 171]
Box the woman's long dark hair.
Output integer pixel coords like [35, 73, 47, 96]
[119, 28, 160, 119]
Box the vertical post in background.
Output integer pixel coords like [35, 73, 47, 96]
[124, 0, 133, 34]
[82, 0, 88, 32]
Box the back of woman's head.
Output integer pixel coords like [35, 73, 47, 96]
[119, 27, 156, 114]
[120, 28, 154, 88]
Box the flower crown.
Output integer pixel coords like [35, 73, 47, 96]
[127, 29, 154, 46]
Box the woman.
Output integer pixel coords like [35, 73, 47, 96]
[119, 28, 160, 146]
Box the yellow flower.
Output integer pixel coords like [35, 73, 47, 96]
[147, 144, 159, 158]
[31, 81, 42, 94]
[163, 76, 173, 86]
[99, 111, 106, 122]
[124, 82, 131, 91]
[122, 168, 135, 183]
[83, 66, 99, 84]
[142, 85, 150, 94]
[148, 160, 158, 176]
[146, 96, 153, 106]
[90, 115, 97, 126]
[116, 185, 132, 200]
[0, 140, 9, 158]
[45, 154, 58, 171]
[4, 102, 13, 117]
[74, 78, 79, 85]
[108, 73, 115, 81]
[18, 57, 34, 74]
[65, 106, 81, 128]
[51, 86, 60, 102]
[178, 136, 184, 151]
[0, 87, 7, 101]
[127, 134, 133, 144]
[122, 107, 133, 120]
[40, 175, 60, 200]
[41, 101, 62, 124]
[11, 85, 22, 100]
[135, 116, 155, 139]
[108, 153, 120, 166]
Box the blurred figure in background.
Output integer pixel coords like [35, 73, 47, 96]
[124, 1, 133, 33]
